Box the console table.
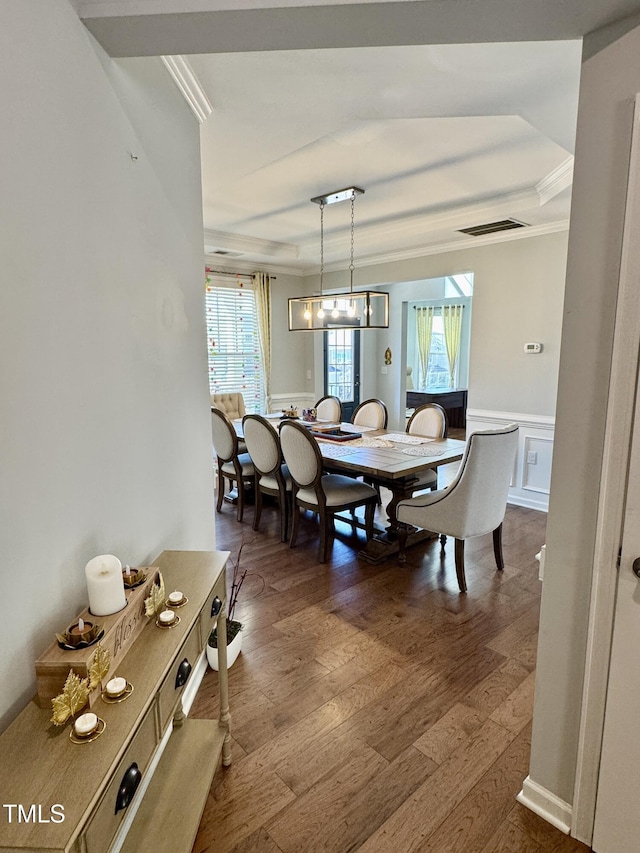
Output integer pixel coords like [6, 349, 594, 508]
[0, 549, 230, 853]
[406, 388, 468, 428]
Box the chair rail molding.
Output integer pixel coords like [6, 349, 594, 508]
[466, 409, 555, 511]
[270, 391, 315, 413]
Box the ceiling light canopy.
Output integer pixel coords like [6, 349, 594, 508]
[289, 186, 389, 332]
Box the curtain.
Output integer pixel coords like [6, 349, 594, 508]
[252, 272, 271, 408]
[443, 304, 464, 388]
[416, 306, 435, 388]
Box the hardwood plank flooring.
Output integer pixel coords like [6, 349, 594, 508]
[191, 452, 591, 853]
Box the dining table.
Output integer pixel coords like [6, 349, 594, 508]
[234, 415, 466, 563]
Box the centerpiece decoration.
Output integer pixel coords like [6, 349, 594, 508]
[51, 643, 111, 741]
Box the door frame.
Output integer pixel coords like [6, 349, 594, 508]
[572, 93, 640, 844]
[323, 327, 361, 421]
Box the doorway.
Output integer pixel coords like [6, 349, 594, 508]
[324, 327, 360, 421]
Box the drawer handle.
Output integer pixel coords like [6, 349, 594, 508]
[175, 658, 192, 689]
[211, 596, 222, 617]
[115, 763, 142, 814]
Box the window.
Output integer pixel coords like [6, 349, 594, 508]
[205, 278, 265, 413]
[423, 312, 451, 389]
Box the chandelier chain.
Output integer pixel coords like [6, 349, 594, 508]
[349, 191, 355, 292]
[320, 200, 324, 296]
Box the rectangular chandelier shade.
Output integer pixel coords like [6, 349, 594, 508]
[288, 291, 389, 331]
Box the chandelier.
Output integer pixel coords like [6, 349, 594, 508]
[288, 186, 389, 331]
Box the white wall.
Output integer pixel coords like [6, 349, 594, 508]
[0, 0, 214, 730]
[529, 20, 640, 810]
[314, 231, 568, 431]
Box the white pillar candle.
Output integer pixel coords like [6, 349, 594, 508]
[158, 609, 175, 625]
[74, 712, 98, 736]
[106, 676, 127, 697]
[85, 554, 127, 616]
[168, 590, 183, 604]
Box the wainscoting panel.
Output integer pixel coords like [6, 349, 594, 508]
[466, 409, 555, 512]
[269, 392, 315, 414]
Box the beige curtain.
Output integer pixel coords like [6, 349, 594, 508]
[443, 304, 464, 388]
[252, 272, 271, 408]
[416, 306, 435, 388]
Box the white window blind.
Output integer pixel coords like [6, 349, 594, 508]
[205, 278, 265, 413]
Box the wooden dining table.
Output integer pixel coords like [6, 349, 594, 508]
[234, 417, 466, 563]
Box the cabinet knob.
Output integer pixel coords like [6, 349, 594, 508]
[175, 658, 192, 689]
[211, 596, 222, 617]
[115, 763, 142, 814]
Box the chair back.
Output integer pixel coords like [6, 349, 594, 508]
[352, 399, 388, 429]
[211, 408, 238, 463]
[445, 424, 519, 537]
[242, 415, 281, 476]
[211, 392, 246, 421]
[280, 421, 322, 489]
[315, 395, 342, 423]
[407, 403, 448, 438]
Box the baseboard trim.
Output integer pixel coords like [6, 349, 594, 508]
[517, 776, 572, 835]
[507, 494, 549, 512]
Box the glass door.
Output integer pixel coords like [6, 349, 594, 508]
[324, 328, 360, 421]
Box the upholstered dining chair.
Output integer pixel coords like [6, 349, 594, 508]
[351, 398, 388, 429]
[315, 395, 342, 423]
[396, 424, 519, 592]
[406, 402, 448, 491]
[279, 420, 379, 563]
[242, 414, 292, 542]
[211, 407, 255, 523]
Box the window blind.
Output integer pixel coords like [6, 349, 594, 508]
[205, 279, 265, 413]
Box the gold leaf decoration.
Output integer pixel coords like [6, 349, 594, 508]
[51, 670, 90, 726]
[144, 571, 165, 617]
[88, 643, 111, 691]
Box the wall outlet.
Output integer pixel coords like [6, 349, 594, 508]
[527, 450, 538, 464]
[381, 365, 388, 375]
[306, 370, 312, 380]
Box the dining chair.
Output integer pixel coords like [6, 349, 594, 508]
[406, 402, 448, 491]
[351, 398, 388, 429]
[242, 414, 292, 542]
[396, 424, 519, 592]
[279, 420, 378, 562]
[315, 395, 342, 423]
[211, 408, 255, 522]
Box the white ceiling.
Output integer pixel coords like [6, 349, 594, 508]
[189, 41, 581, 273]
[76, 1, 625, 275]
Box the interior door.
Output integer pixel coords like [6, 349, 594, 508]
[591, 95, 640, 852]
[324, 328, 360, 421]
[592, 381, 640, 851]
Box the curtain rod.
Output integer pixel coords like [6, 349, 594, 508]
[413, 303, 464, 308]
[205, 267, 277, 280]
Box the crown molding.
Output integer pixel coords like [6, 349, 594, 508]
[536, 156, 574, 204]
[204, 229, 299, 260]
[302, 219, 570, 275]
[161, 55, 212, 124]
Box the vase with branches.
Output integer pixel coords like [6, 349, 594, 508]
[207, 544, 247, 669]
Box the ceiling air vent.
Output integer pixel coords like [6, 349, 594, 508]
[458, 218, 528, 237]
[207, 248, 244, 258]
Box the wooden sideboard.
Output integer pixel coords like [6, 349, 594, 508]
[406, 388, 468, 429]
[0, 549, 230, 853]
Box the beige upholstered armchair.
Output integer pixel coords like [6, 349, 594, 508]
[396, 424, 519, 592]
[211, 392, 246, 421]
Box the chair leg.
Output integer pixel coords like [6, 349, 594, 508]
[397, 522, 410, 566]
[364, 501, 375, 541]
[318, 508, 328, 563]
[454, 538, 467, 593]
[216, 468, 225, 513]
[289, 499, 300, 548]
[253, 485, 262, 532]
[440, 534, 447, 551]
[278, 489, 288, 543]
[236, 480, 244, 522]
[493, 524, 505, 571]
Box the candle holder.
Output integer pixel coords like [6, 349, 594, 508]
[101, 678, 134, 704]
[165, 590, 188, 608]
[155, 611, 181, 629]
[69, 713, 106, 744]
[56, 621, 103, 650]
[122, 567, 147, 589]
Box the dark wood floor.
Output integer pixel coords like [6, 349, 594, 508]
[191, 456, 590, 853]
